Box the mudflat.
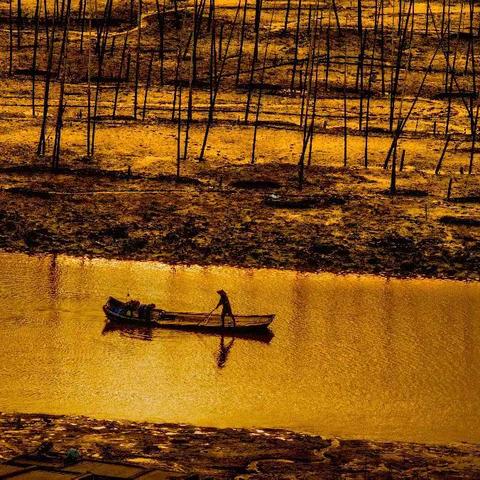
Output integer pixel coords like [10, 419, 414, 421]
[1, 413, 480, 479]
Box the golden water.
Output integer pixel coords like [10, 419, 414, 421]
[0, 253, 479, 443]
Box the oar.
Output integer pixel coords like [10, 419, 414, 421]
[201, 307, 217, 325]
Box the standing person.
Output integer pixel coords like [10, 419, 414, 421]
[215, 290, 236, 328]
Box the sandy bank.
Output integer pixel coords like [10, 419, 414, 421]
[1, 413, 480, 479]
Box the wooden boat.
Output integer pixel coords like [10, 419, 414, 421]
[103, 297, 275, 332]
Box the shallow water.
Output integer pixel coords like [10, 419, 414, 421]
[0, 253, 479, 443]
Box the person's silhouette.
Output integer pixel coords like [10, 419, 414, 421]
[215, 290, 236, 328]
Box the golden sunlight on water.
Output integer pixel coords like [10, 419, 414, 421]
[0, 253, 479, 443]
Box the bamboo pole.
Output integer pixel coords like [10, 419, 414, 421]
[183, 0, 207, 159]
[307, 30, 321, 167]
[155, 0, 165, 85]
[44, 0, 50, 46]
[32, 0, 41, 116]
[142, 51, 155, 120]
[389, 0, 413, 132]
[245, 0, 264, 122]
[172, 47, 182, 121]
[468, 104, 479, 175]
[133, 0, 142, 119]
[331, 0, 341, 34]
[284, 0, 291, 31]
[79, 0, 86, 52]
[364, 0, 379, 167]
[251, 2, 276, 164]
[399, 149, 406, 171]
[57, 0, 70, 77]
[17, 0, 22, 48]
[426, 0, 474, 120]
[383, 41, 441, 168]
[90, 0, 113, 156]
[199, 0, 242, 161]
[8, 0, 14, 76]
[379, 0, 385, 94]
[177, 84, 183, 175]
[343, 19, 348, 168]
[52, 73, 66, 170]
[389, 143, 397, 194]
[425, 0, 430, 35]
[289, 0, 302, 91]
[86, 0, 92, 157]
[113, 32, 129, 118]
[37, 17, 57, 156]
[298, 3, 319, 184]
[434, 134, 451, 175]
[324, 11, 331, 91]
[236, 0, 248, 85]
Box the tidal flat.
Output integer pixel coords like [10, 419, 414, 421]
[1, 413, 480, 479]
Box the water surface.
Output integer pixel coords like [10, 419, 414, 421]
[0, 253, 479, 444]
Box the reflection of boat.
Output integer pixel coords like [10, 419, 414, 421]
[103, 297, 275, 333]
[101, 322, 153, 341]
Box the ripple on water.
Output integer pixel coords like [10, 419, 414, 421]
[0, 252, 479, 444]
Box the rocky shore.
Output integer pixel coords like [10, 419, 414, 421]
[1, 413, 480, 479]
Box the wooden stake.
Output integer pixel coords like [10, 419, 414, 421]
[32, 0, 41, 116]
[236, 0, 248, 85]
[435, 134, 451, 175]
[142, 51, 155, 120]
[133, 0, 142, 119]
[177, 84, 183, 176]
[113, 32, 129, 118]
[245, 0, 264, 122]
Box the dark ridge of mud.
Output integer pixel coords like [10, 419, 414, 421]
[231, 179, 281, 189]
[449, 195, 480, 204]
[383, 188, 429, 197]
[439, 215, 480, 227]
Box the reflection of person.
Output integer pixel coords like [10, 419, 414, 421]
[216, 335, 235, 369]
[215, 290, 236, 328]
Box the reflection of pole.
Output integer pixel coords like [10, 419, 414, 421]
[48, 254, 59, 299]
[44, 254, 63, 326]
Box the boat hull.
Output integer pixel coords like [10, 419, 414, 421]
[102, 298, 274, 333]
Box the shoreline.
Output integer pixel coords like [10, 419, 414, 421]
[2, 245, 480, 284]
[1, 162, 480, 283]
[1, 413, 480, 479]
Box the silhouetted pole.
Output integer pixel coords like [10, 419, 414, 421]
[113, 32, 129, 118]
[32, 0, 41, 116]
[245, 0, 263, 122]
[236, 0, 248, 86]
[133, 0, 142, 119]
